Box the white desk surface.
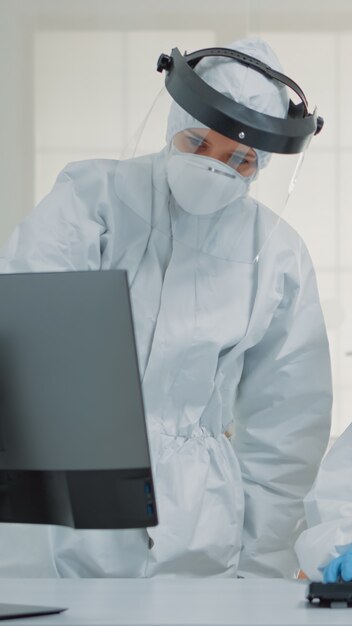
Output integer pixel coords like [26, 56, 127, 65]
[0, 578, 351, 626]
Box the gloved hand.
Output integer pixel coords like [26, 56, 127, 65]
[323, 550, 352, 583]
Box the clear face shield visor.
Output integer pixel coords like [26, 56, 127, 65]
[115, 47, 323, 264]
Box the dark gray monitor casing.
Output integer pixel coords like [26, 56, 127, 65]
[0, 270, 157, 529]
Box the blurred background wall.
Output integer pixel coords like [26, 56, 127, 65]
[1, 0, 351, 439]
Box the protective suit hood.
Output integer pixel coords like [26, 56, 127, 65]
[165, 37, 290, 169]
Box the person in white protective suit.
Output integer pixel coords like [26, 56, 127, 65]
[295, 424, 352, 582]
[0, 36, 332, 579]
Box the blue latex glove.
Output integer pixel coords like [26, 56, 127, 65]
[323, 550, 352, 583]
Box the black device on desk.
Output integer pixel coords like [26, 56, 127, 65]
[308, 582, 352, 607]
[0, 269, 158, 619]
[0, 604, 66, 621]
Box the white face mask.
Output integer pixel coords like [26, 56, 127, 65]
[166, 149, 250, 215]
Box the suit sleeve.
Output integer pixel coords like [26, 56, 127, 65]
[0, 161, 112, 274]
[233, 241, 332, 577]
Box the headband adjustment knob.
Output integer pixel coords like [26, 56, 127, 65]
[157, 54, 172, 73]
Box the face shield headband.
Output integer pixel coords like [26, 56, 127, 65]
[157, 47, 324, 155]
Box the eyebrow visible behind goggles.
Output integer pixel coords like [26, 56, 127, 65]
[185, 130, 257, 161]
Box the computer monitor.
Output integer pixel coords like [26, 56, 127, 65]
[0, 269, 157, 530]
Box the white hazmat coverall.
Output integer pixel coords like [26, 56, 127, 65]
[295, 423, 352, 581]
[0, 37, 332, 578]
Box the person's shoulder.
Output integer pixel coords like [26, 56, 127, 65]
[255, 200, 308, 257]
[56, 158, 119, 186]
[56, 154, 158, 190]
